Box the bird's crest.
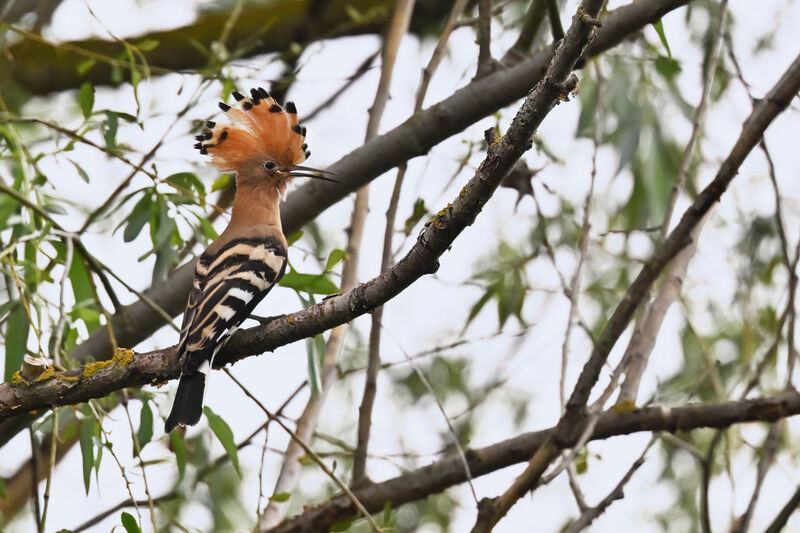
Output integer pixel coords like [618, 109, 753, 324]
[194, 88, 309, 171]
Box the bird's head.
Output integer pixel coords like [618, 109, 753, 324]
[194, 88, 334, 194]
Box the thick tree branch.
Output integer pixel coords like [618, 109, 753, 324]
[0, 0, 695, 441]
[67, 0, 695, 367]
[265, 391, 800, 533]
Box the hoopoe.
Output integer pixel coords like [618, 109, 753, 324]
[165, 88, 333, 432]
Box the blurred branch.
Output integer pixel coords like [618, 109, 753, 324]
[350, 0, 417, 487]
[477, 48, 800, 532]
[0, 0, 458, 96]
[475, 0, 494, 78]
[764, 483, 800, 533]
[562, 437, 654, 533]
[261, 0, 415, 525]
[267, 391, 800, 532]
[469, 2, 606, 529]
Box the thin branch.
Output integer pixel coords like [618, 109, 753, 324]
[304, 51, 379, 122]
[563, 436, 655, 533]
[475, 42, 800, 533]
[59, 0, 697, 369]
[617, 0, 729, 404]
[764, 483, 800, 533]
[28, 429, 43, 533]
[260, 1, 415, 525]
[268, 391, 800, 533]
[505, 0, 548, 61]
[545, 0, 565, 40]
[731, 421, 783, 533]
[476, 0, 494, 78]
[561, 61, 602, 412]
[225, 370, 384, 533]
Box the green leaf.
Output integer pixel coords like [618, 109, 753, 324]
[210, 174, 232, 192]
[169, 430, 187, 482]
[43, 203, 68, 215]
[123, 193, 153, 242]
[151, 198, 174, 250]
[4, 305, 29, 381]
[120, 511, 141, 533]
[76, 58, 96, 75]
[135, 39, 159, 52]
[269, 492, 291, 502]
[306, 334, 324, 397]
[286, 230, 303, 246]
[166, 172, 205, 199]
[69, 160, 91, 183]
[654, 56, 681, 81]
[652, 20, 672, 59]
[0, 477, 7, 501]
[103, 111, 119, 151]
[69, 252, 101, 332]
[136, 401, 153, 450]
[403, 198, 428, 235]
[280, 270, 339, 295]
[204, 406, 240, 476]
[79, 410, 98, 494]
[78, 82, 95, 119]
[198, 217, 219, 241]
[464, 291, 493, 331]
[324, 248, 348, 272]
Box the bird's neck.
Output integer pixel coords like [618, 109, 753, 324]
[229, 181, 283, 232]
[208, 181, 286, 255]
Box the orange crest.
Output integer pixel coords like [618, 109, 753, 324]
[194, 88, 309, 171]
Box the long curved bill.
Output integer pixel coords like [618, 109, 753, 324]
[288, 165, 339, 183]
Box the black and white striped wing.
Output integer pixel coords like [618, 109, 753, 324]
[179, 237, 288, 373]
[165, 237, 287, 432]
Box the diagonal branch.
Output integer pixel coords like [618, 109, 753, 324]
[0, 0, 697, 444]
[473, 49, 800, 533]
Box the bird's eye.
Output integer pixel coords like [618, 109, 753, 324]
[263, 161, 276, 170]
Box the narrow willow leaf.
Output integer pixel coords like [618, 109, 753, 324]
[79, 413, 97, 494]
[210, 174, 231, 192]
[4, 305, 29, 381]
[69, 160, 91, 183]
[324, 248, 348, 272]
[169, 430, 187, 482]
[123, 193, 153, 242]
[652, 20, 672, 59]
[204, 406, 240, 476]
[78, 82, 95, 119]
[136, 401, 154, 450]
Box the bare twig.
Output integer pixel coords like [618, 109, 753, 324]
[563, 436, 655, 533]
[225, 370, 384, 533]
[617, 0, 729, 404]
[476, 0, 494, 78]
[731, 421, 783, 533]
[261, 0, 415, 524]
[561, 61, 602, 412]
[764, 484, 800, 533]
[269, 391, 800, 533]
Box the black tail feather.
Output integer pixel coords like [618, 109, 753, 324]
[165, 372, 206, 432]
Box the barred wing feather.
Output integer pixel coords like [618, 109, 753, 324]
[165, 237, 287, 432]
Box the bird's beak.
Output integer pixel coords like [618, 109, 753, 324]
[287, 165, 339, 184]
